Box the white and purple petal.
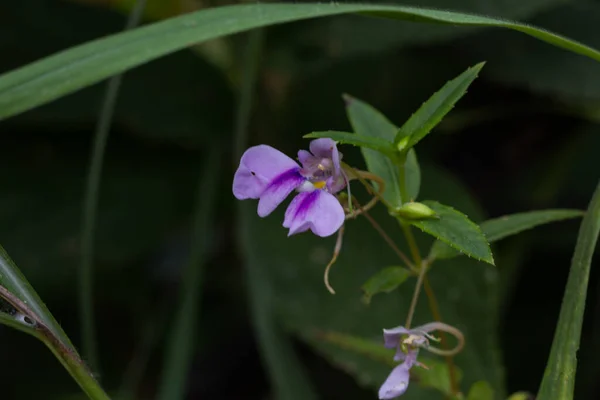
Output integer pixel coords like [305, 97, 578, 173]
[257, 169, 305, 217]
[233, 145, 300, 200]
[283, 190, 344, 237]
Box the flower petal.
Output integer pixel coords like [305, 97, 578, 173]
[283, 190, 344, 237]
[233, 145, 300, 200]
[257, 169, 305, 217]
[297, 150, 314, 166]
[383, 326, 410, 349]
[378, 362, 411, 399]
[309, 138, 341, 175]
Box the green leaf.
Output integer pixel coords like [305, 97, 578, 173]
[430, 209, 584, 260]
[309, 331, 462, 397]
[405, 149, 421, 200]
[507, 392, 533, 400]
[242, 164, 503, 398]
[537, 182, 600, 400]
[466, 381, 494, 400]
[361, 267, 412, 304]
[415, 359, 464, 397]
[2, 2, 600, 120]
[344, 94, 402, 207]
[459, 3, 600, 102]
[411, 201, 494, 264]
[240, 203, 317, 400]
[304, 131, 395, 157]
[396, 63, 484, 148]
[0, 247, 110, 399]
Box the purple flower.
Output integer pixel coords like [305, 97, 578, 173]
[378, 323, 445, 399]
[233, 138, 346, 237]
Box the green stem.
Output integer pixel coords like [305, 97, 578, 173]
[233, 28, 264, 162]
[79, 0, 147, 373]
[0, 295, 110, 400]
[156, 149, 219, 400]
[404, 259, 427, 329]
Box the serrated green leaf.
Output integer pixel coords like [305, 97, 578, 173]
[397, 63, 484, 148]
[430, 209, 584, 260]
[344, 94, 421, 206]
[466, 381, 494, 400]
[303, 131, 395, 157]
[361, 266, 412, 304]
[537, 182, 600, 400]
[410, 201, 493, 264]
[2, 3, 600, 120]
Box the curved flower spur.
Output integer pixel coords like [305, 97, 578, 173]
[233, 138, 384, 291]
[379, 322, 465, 399]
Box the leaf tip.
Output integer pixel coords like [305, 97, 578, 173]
[342, 93, 354, 106]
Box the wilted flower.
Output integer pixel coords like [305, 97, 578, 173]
[379, 322, 464, 399]
[233, 138, 347, 237]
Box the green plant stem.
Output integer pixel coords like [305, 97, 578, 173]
[400, 222, 422, 267]
[233, 28, 264, 162]
[423, 278, 459, 396]
[79, 0, 147, 373]
[395, 152, 459, 394]
[404, 259, 426, 329]
[156, 149, 219, 400]
[0, 291, 110, 400]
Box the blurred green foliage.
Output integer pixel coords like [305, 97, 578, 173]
[0, 0, 598, 399]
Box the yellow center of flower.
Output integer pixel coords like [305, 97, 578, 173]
[313, 180, 327, 189]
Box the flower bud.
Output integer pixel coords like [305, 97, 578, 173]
[393, 202, 437, 220]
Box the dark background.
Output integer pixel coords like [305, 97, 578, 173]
[0, 0, 598, 399]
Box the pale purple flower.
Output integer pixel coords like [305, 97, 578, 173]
[378, 323, 443, 399]
[233, 138, 346, 237]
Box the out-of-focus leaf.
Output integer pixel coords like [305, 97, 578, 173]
[430, 209, 584, 260]
[466, 381, 494, 400]
[537, 182, 600, 400]
[301, 0, 568, 59]
[304, 131, 395, 157]
[507, 392, 533, 400]
[242, 164, 503, 398]
[1, 2, 600, 120]
[459, 3, 600, 102]
[361, 267, 412, 304]
[0, 135, 197, 293]
[411, 201, 494, 264]
[0, 0, 233, 143]
[397, 63, 484, 149]
[414, 358, 463, 397]
[240, 203, 318, 400]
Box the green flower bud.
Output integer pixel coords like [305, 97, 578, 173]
[394, 202, 437, 220]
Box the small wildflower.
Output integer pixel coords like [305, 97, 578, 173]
[233, 138, 346, 237]
[379, 322, 464, 399]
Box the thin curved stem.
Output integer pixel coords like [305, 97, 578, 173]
[79, 0, 147, 373]
[324, 225, 345, 294]
[423, 278, 460, 394]
[404, 259, 427, 329]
